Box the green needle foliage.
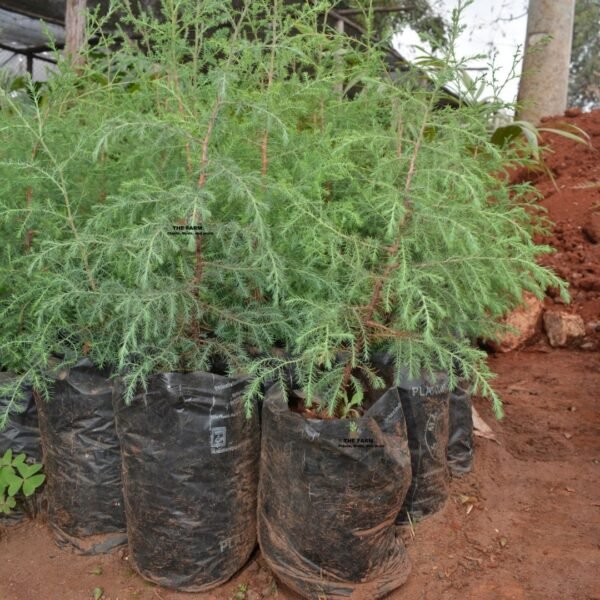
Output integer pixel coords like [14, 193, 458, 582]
[0, 0, 565, 424]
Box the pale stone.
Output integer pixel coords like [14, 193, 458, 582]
[543, 311, 586, 347]
[492, 293, 544, 352]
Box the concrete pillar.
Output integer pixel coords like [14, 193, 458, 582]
[517, 0, 576, 124]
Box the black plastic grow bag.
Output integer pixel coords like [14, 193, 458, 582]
[0, 373, 42, 524]
[447, 379, 474, 476]
[35, 360, 127, 553]
[371, 355, 451, 522]
[0, 373, 41, 461]
[395, 371, 450, 522]
[258, 386, 412, 600]
[113, 371, 260, 592]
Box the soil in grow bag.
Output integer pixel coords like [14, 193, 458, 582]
[0, 373, 43, 524]
[258, 385, 412, 600]
[447, 379, 474, 476]
[35, 360, 127, 554]
[113, 371, 260, 592]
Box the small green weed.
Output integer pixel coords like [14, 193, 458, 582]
[0, 449, 45, 514]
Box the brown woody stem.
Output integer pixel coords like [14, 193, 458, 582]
[340, 98, 435, 390]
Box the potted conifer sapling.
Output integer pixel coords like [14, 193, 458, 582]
[0, 61, 130, 553]
[253, 4, 566, 598]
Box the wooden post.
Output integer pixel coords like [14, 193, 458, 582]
[334, 18, 345, 96]
[26, 52, 33, 76]
[65, 0, 87, 67]
[517, 0, 576, 124]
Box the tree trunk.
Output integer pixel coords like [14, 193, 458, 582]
[65, 0, 87, 67]
[517, 0, 576, 124]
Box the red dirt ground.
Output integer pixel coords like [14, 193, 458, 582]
[1, 110, 599, 600]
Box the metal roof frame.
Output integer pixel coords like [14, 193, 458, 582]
[0, 1, 459, 103]
[0, 2, 405, 62]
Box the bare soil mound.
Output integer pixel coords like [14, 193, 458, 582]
[535, 109, 600, 347]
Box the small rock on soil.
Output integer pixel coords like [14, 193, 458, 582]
[491, 293, 543, 352]
[583, 212, 600, 244]
[543, 311, 586, 347]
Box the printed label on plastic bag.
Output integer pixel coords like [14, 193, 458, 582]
[211, 427, 227, 451]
